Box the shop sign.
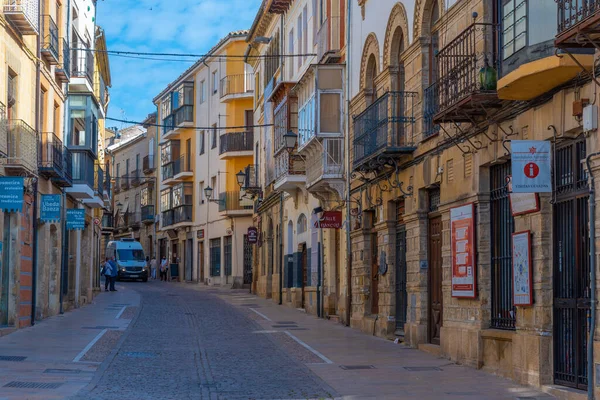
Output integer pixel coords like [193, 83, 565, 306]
[40, 195, 61, 223]
[314, 211, 343, 229]
[0, 177, 24, 212]
[512, 231, 533, 306]
[511, 140, 552, 193]
[66, 209, 86, 231]
[247, 227, 258, 244]
[450, 203, 476, 298]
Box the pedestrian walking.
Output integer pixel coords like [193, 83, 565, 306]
[160, 256, 168, 281]
[109, 256, 118, 291]
[102, 258, 112, 292]
[150, 256, 157, 280]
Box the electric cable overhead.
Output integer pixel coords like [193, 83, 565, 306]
[73, 47, 316, 59]
[106, 116, 273, 131]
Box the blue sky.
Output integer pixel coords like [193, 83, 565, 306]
[96, 0, 262, 127]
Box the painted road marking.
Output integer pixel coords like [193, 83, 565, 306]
[284, 331, 333, 364]
[73, 329, 107, 362]
[115, 306, 127, 319]
[249, 308, 272, 321]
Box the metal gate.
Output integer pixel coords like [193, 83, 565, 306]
[428, 215, 443, 345]
[243, 235, 252, 284]
[395, 201, 407, 331]
[490, 163, 515, 329]
[553, 139, 590, 390]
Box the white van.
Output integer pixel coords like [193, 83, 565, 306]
[106, 239, 148, 282]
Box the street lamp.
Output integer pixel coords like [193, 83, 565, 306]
[283, 130, 298, 153]
[204, 186, 214, 201]
[236, 170, 246, 189]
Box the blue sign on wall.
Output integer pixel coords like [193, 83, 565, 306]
[0, 177, 24, 212]
[66, 209, 86, 230]
[40, 195, 61, 223]
[511, 140, 552, 193]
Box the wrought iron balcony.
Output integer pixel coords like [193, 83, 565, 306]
[556, 0, 600, 48]
[103, 170, 111, 200]
[71, 151, 95, 188]
[352, 91, 417, 170]
[423, 83, 440, 140]
[306, 138, 344, 190]
[5, 119, 38, 175]
[128, 211, 142, 229]
[58, 146, 73, 187]
[162, 205, 193, 227]
[39, 132, 63, 178]
[274, 151, 306, 191]
[102, 213, 114, 230]
[142, 205, 155, 224]
[220, 73, 255, 99]
[317, 16, 342, 63]
[70, 48, 94, 87]
[219, 131, 254, 156]
[218, 191, 254, 214]
[2, 0, 39, 35]
[143, 155, 155, 173]
[162, 155, 191, 181]
[0, 102, 7, 157]
[243, 164, 260, 193]
[41, 15, 59, 64]
[121, 174, 129, 190]
[163, 114, 175, 137]
[55, 39, 70, 83]
[131, 169, 141, 186]
[93, 163, 105, 198]
[174, 105, 193, 127]
[433, 22, 500, 123]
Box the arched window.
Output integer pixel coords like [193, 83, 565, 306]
[366, 54, 378, 106]
[297, 214, 307, 234]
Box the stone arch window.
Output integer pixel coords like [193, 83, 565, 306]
[297, 213, 307, 234]
[365, 54, 378, 106]
[359, 33, 380, 103]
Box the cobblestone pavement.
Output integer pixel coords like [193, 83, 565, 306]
[72, 282, 336, 400]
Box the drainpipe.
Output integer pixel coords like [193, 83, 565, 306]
[279, 192, 283, 305]
[586, 152, 600, 400]
[31, 4, 42, 326]
[344, 0, 352, 327]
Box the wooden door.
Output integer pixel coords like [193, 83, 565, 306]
[371, 233, 379, 315]
[428, 216, 443, 345]
[301, 244, 307, 308]
[198, 241, 204, 283]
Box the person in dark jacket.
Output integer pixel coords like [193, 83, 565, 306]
[108, 256, 118, 292]
[102, 258, 112, 292]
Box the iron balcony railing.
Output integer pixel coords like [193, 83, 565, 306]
[104, 170, 111, 199]
[244, 164, 260, 191]
[219, 131, 254, 155]
[39, 132, 63, 177]
[128, 211, 142, 228]
[143, 155, 155, 173]
[274, 151, 305, 182]
[163, 114, 175, 136]
[218, 191, 254, 213]
[306, 138, 344, 187]
[62, 146, 73, 184]
[41, 15, 59, 63]
[353, 91, 417, 168]
[6, 119, 38, 174]
[174, 105, 193, 126]
[317, 16, 341, 62]
[71, 48, 94, 85]
[141, 205, 155, 223]
[102, 213, 114, 229]
[436, 22, 499, 113]
[423, 83, 440, 139]
[162, 205, 193, 227]
[0, 102, 8, 157]
[121, 174, 129, 190]
[131, 169, 140, 186]
[71, 151, 94, 188]
[162, 155, 190, 180]
[220, 73, 255, 98]
[94, 163, 105, 197]
[557, 0, 600, 38]
[55, 38, 70, 82]
[2, 0, 39, 35]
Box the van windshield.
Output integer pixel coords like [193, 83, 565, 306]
[117, 250, 145, 262]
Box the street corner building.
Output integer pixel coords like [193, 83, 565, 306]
[239, 0, 600, 397]
[0, 0, 112, 330]
[154, 31, 255, 287]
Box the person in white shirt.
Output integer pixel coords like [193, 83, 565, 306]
[160, 257, 168, 281]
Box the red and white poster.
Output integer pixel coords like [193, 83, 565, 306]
[451, 203, 477, 298]
[512, 231, 533, 306]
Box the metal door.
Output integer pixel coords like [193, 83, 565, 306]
[553, 139, 590, 390]
[428, 216, 443, 345]
[371, 233, 379, 315]
[395, 201, 407, 331]
[185, 239, 192, 281]
[301, 243, 307, 308]
[243, 235, 253, 284]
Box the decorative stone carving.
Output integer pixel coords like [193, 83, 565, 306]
[383, 3, 411, 68]
[359, 33, 380, 91]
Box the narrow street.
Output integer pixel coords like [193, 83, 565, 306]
[0, 281, 554, 400]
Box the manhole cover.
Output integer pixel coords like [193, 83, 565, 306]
[4, 381, 63, 389]
[0, 356, 26, 362]
[404, 366, 442, 371]
[44, 369, 82, 374]
[122, 352, 157, 358]
[340, 365, 375, 370]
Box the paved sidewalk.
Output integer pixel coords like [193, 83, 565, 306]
[190, 284, 554, 400]
[0, 284, 140, 400]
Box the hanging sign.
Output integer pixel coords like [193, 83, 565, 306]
[506, 176, 540, 216]
[451, 203, 477, 298]
[197, 229, 205, 240]
[0, 177, 24, 212]
[247, 227, 258, 244]
[511, 140, 552, 193]
[314, 211, 343, 229]
[512, 231, 533, 306]
[66, 209, 86, 230]
[40, 195, 61, 223]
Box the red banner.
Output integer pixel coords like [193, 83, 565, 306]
[451, 203, 476, 298]
[314, 211, 343, 229]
